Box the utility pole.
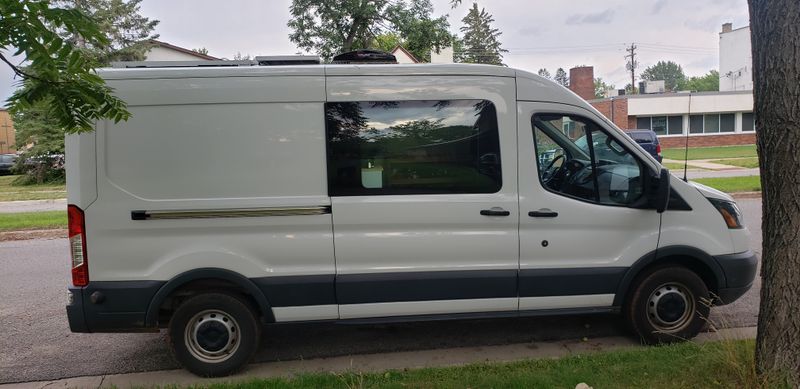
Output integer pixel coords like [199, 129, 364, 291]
[625, 43, 638, 94]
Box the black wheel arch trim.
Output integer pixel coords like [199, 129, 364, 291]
[144, 268, 275, 327]
[613, 245, 726, 306]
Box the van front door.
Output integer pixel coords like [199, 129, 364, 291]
[326, 75, 520, 319]
[516, 102, 661, 311]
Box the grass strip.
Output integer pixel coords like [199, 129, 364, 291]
[693, 176, 761, 193]
[0, 210, 67, 231]
[662, 145, 757, 161]
[0, 175, 66, 202]
[159, 340, 789, 389]
[709, 158, 760, 169]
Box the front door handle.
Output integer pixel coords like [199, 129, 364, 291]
[481, 208, 511, 217]
[529, 209, 559, 218]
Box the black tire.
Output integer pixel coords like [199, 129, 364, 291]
[168, 293, 261, 377]
[624, 266, 710, 344]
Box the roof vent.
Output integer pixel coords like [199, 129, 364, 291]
[255, 55, 321, 66]
[331, 50, 398, 64]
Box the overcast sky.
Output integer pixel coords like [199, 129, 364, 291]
[0, 0, 751, 104]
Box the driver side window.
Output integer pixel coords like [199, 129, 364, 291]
[532, 114, 644, 206]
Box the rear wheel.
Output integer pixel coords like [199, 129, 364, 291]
[168, 293, 261, 377]
[625, 266, 710, 344]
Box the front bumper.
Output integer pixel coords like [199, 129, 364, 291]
[713, 250, 758, 305]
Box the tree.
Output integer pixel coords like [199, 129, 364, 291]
[11, 101, 66, 184]
[537, 68, 551, 79]
[288, 0, 452, 62]
[683, 70, 719, 92]
[192, 47, 209, 56]
[641, 60, 686, 91]
[594, 77, 614, 99]
[457, 3, 506, 65]
[372, 33, 403, 53]
[749, 0, 800, 384]
[1, 0, 131, 133]
[53, 0, 159, 63]
[554, 68, 569, 87]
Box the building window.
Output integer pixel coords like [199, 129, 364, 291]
[689, 113, 739, 134]
[325, 100, 502, 196]
[636, 115, 683, 135]
[704, 114, 720, 133]
[720, 113, 735, 133]
[742, 112, 755, 132]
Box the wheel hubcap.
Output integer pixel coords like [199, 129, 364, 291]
[647, 283, 694, 332]
[185, 310, 240, 363]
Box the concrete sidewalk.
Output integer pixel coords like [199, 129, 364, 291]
[3, 327, 756, 389]
[0, 199, 66, 213]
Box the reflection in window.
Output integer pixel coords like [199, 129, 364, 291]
[325, 100, 502, 196]
[533, 114, 643, 206]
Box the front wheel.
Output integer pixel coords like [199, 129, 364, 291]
[625, 266, 710, 344]
[168, 293, 261, 377]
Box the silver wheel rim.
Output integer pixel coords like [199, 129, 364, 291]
[184, 309, 240, 363]
[646, 282, 695, 332]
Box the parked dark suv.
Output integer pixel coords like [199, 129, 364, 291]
[625, 130, 662, 162]
[0, 154, 16, 175]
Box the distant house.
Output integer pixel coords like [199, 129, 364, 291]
[143, 40, 218, 61]
[0, 108, 15, 154]
[390, 45, 420, 64]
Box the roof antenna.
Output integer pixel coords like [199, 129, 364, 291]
[682, 92, 692, 182]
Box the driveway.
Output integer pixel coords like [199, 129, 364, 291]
[0, 199, 66, 213]
[0, 198, 763, 384]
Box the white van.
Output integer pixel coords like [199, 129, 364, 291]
[65, 57, 757, 377]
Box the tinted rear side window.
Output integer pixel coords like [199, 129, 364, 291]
[628, 132, 654, 143]
[325, 100, 502, 196]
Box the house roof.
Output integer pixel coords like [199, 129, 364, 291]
[390, 45, 420, 63]
[147, 40, 219, 60]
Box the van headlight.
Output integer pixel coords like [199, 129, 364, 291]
[707, 198, 744, 229]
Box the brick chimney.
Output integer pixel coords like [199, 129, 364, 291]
[722, 22, 733, 33]
[569, 66, 595, 101]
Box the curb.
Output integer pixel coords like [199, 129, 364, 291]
[2, 327, 757, 389]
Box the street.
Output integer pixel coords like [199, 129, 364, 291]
[0, 198, 762, 384]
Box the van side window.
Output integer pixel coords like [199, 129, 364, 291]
[532, 114, 644, 206]
[325, 100, 502, 196]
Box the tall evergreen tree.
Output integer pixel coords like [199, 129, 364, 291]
[457, 3, 505, 65]
[53, 0, 159, 64]
[554, 67, 569, 87]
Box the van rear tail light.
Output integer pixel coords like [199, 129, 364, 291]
[68, 205, 89, 287]
[656, 144, 662, 156]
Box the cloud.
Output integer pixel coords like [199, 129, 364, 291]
[565, 9, 615, 25]
[651, 0, 668, 14]
[518, 26, 543, 36]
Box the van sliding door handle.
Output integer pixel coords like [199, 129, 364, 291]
[529, 210, 559, 218]
[480, 209, 511, 217]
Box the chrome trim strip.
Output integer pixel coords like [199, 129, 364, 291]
[131, 206, 331, 220]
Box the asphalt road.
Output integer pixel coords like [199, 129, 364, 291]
[0, 198, 762, 384]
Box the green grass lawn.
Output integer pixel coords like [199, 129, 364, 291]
[0, 210, 67, 231]
[693, 176, 762, 193]
[163, 340, 788, 389]
[662, 145, 757, 161]
[0, 175, 67, 201]
[709, 157, 760, 169]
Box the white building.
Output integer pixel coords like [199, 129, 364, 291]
[719, 23, 753, 91]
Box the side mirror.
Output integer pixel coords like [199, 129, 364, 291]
[655, 168, 671, 213]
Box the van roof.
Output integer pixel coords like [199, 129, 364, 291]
[97, 63, 517, 80]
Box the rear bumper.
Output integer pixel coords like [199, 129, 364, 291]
[713, 250, 758, 305]
[66, 281, 165, 333]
